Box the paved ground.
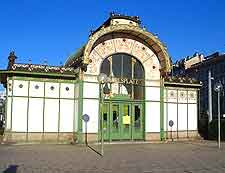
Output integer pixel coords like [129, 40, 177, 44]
[1, 141, 225, 173]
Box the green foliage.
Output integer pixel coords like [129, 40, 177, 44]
[198, 119, 208, 139]
[208, 119, 225, 140]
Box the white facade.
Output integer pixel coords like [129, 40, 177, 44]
[6, 78, 79, 134]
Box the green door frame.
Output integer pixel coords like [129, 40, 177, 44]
[100, 99, 144, 141]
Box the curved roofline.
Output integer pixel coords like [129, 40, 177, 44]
[83, 24, 171, 72]
[64, 45, 85, 67]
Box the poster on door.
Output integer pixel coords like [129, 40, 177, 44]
[123, 115, 131, 124]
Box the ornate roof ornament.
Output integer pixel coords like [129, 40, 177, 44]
[7, 51, 17, 70]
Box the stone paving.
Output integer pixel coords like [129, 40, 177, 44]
[1, 141, 225, 172]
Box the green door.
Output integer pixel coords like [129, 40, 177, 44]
[101, 102, 144, 141]
[110, 103, 132, 140]
[102, 103, 110, 141]
[111, 104, 120, 140]
[133, 104, 144, 140]
[121, 104, 132, 140]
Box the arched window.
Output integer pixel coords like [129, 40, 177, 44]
[100, 53, 145, 100]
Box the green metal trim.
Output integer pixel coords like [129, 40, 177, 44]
[10, 77, 14, 130]
[186, 90, 189, 138]
[98, 84, 101, 142]
[110, 94, 131, 100]
[58, 83, 61, 141]
[109, 100, 112, 142]
[165, 88, 168, 139]
[42, 82, 46, 139]
[176, 89, 179, 139]
[160, 77, 165, 141]
[1, 70, 78, 78]
[145, 85, 161, 88]
[143, 102, 146, 140]
[77, 79, 83, 143]
[7, 95, 75, 100]
[83, 80, 99, 84]
[145, 100, 162, 103]
[73, 82, 76, 140]
[83, 98, 99, 100]
[5, 77, 8, 131]
[13, 76, 77, 83]
[131, 102, 134, 141]
[26, 80, 30, 141]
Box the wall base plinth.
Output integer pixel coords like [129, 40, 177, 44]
[2, 131, 200, 144]
[2, 132, 77, 144]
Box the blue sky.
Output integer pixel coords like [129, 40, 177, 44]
[0, 0, 225, 69]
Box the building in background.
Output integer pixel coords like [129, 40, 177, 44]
[174, 52, 225, 119]
[0, 13, 200, 143]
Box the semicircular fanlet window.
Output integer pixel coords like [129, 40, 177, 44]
[100, 53, 145, 100]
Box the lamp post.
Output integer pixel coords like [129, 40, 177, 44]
[97, 73, 110, 157]
[208, 70, 214, 123]
[214, 81, 223, 149]
[0, 99, 4, 129]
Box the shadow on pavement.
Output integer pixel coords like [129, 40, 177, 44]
[3, 165, 18, 173]
[84, 121, 103, 157]
[87, 145, 103, 157]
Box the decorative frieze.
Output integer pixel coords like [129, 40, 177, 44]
[86, 37, 160, 80]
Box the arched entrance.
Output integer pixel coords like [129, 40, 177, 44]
[100, 53, 145, 141]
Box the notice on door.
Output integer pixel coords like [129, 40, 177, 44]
[123, 115, 131, 124]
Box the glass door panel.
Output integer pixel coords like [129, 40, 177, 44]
[111, 104, 120, 140]
[133, 104, 144, 139]
[121, 104, 132, 139]
[102, 103, 110, 141]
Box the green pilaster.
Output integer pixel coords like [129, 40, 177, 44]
[160, 77, 165, 141]
[26, 80, 30, 141]
[10, 77, 14, 130]
[5, 77, 9, 131]
[77, 79, 83, 143]
[58, 82, 61, 142]
[42, 81, 46, 141]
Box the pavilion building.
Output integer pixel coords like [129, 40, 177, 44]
[0, 14, 201, 143]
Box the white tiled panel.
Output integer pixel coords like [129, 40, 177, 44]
[12, 97, 28, 132]
[6, 97, 12, 130]
[45, 82, 59, 98]
[60, 99, 74, 132]
[28, 98, 43, 132]
[145, 87, 160, 101]
[83, 82, 99, 98]
[188, 104, 197, 130]
[60, 83, 74, 99]
[167, 103, 177, 131]
[83, 99, 99, 133]
[13, 80, 28, 97]
[167, 89, 177, 103]
[29, 81, 44, 97]
[145, 102, 160, 132]
[178, 104, 187, 131]
[44, 99, 59, 132]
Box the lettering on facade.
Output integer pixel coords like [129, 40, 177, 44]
[111, 77, 144, 85]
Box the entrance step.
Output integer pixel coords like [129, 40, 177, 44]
[93, 140, 165, 145]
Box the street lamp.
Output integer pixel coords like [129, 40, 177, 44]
[0, 99, 3, 107]
[214, 81, 223, 149]
[97, 73, 111, 156]
[208, 70, 214, 122]
[0, 99, 4, 129]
